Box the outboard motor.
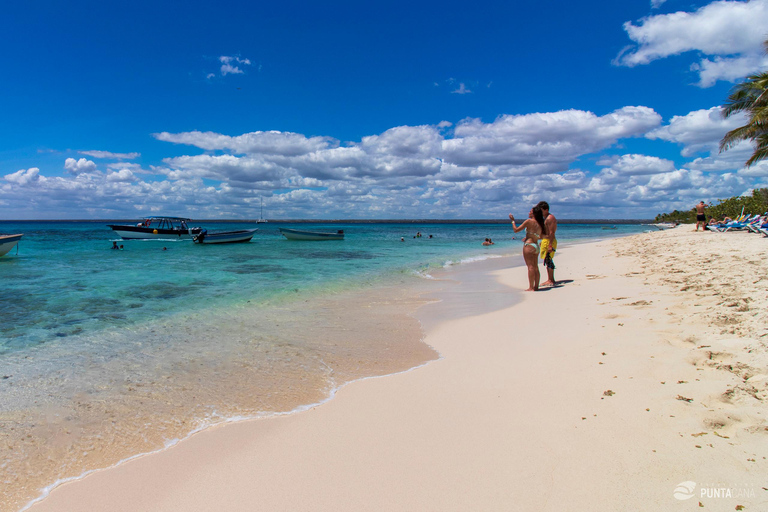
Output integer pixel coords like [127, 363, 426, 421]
[193, 228, 207, 243]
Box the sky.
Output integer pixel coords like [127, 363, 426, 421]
[2, 0, 768, 220]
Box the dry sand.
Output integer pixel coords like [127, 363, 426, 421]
[26, 228, 768, 511]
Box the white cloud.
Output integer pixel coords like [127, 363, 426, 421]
[219, 55, 252, 76]
[153, 130, 335, 155]
[5, 105, 767, 219]
[443, 106, 661, 170]
[64, 157, 98, 175]
[106, 169, 135, 182]
[646, 107, 746, 156]
[452, 83, 471, 94]
[608, 154, 676, 175]
[615, 0, 768, 86]
[651, 0, 667, 8]
[79, 150, 140, 160]
[4, 168, 41, 186]
[693, 54, 768, 88]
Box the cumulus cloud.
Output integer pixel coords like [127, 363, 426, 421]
[651, 0, 667, 8]
[615, 0, 768, 86]
[608, 154, 676, 175]
[79, 150, 140, 160]
[646, 107, 746, 156]
[153, 130, 335, 155]
[4, 168, 41, 186]
[64, 158, 98, 175]
[443, 107, 661, 170]
[219, 55, 251, 76]
[106, 169, 136, 182]
[5, 104, 766, 219]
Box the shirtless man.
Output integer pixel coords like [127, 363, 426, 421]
[537, 201, 557, 286]
[695, 201, 706, 231]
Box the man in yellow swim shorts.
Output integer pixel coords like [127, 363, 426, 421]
[537, 201, 557, 286]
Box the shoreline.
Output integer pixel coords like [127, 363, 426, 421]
[25, 228, 768, 511]
[9, 250, 529, 512]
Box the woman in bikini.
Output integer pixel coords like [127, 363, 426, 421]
[508, 206, 548, 291]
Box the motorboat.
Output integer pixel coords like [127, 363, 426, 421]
[279, 228, 344, 241]
[107, 217, 202, 239]
[192, 228, 258, 244]
[0, 234, 23, 257]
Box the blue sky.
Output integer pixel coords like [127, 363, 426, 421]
[2, 0, 767, 219]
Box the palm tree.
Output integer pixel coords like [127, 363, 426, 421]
[719, 40, 768, 167]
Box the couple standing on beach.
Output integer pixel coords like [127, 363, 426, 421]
[508, 201, 557, 291]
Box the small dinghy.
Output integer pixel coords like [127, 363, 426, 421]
[279, 228, 344, 241]
[193, 229, 258, 244]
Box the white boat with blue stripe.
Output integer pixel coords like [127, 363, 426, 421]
[0, 233, 23, 257]
[279, 228, 344, 241]
[192, 228, 258, 244]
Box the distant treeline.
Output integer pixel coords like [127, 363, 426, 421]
[655, 188, 768, 223]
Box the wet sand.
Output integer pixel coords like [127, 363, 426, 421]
[3, 281, 439, 512]
[25, 228, 768, 511]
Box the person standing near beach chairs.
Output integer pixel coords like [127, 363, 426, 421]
[537, 201, 557, 286]
[509, 206, 547, 291]
[695, 201, 707, 231]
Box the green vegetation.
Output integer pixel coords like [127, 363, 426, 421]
[654, 189, 768, 223]
[719, 40, 768, 167]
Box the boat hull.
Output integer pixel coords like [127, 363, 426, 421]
[108, 225, 199, 240]
[279, 228, 344, 241]
[0, 234, 23, 257]
[193, 229, 258, 244]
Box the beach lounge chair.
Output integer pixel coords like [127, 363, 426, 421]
[714, 214, 759, 232]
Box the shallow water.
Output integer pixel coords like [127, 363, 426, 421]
[0, 221, 646, 510]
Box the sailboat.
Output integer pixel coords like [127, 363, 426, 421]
[257, 197, 268, 224]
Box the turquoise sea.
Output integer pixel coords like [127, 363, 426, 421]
[0, 220, 647, 353]
[0, 220, 648, 510]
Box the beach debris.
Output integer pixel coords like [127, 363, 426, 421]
[603, 390, 615, 396]
[699, 502, 704, 507]
[661, 381, 666, 384]
[618, 323, 624, 326]
[691, 432, 708, 437]
[677, 395, 694, 402]
[601, 352, 606, 356]
[695, 445, 702, 448]
[714, 431, 730, 439]
[736, 506, 744, 511]
[678, 380, 688, 384]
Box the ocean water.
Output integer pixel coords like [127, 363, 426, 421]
[0, 220, 647, 510]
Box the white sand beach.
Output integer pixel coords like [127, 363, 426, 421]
[26, 228, 768, 511]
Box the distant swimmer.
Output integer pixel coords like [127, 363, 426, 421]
[482, 238, 494, 246]
[111, 241, 119, 250]
[400, 237, 405, 242]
